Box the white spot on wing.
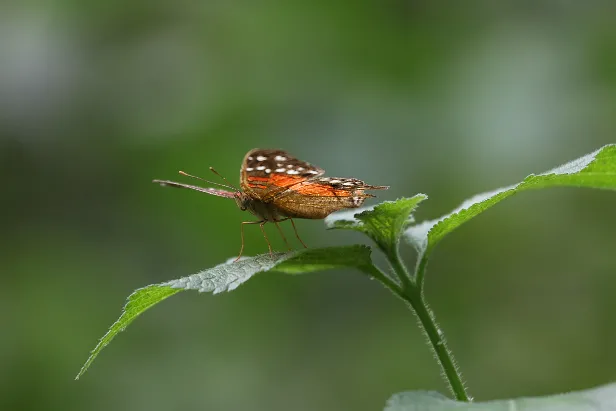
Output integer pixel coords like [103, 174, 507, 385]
[343, 182, 355, 186]
[247, 156, 254, 160]
[265, 168, 271, 173]
[297, 167, 304, 171]
[330, 179, 341, 183]
[287, 164, 293, 168]
[256, 156, 268, 161]
[275, 155, 287, 161]
[308, 170, 319, 174]
[256, 166, 265, 171]
[245, 167, 254, 171]
[275, 168, 286, 172]
[287, 170, 299, 175]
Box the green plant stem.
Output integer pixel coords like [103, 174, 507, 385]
[414, 252, 429, 288]
[387, 247, 413, 289]
[363, 264, 404, 297]
[405, 287, 469, 402]
[387, 251, 471, 402]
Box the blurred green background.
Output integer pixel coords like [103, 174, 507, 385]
[2, 1, 616, 410]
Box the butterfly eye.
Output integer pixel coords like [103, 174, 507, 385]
[234, 195, 250, 211]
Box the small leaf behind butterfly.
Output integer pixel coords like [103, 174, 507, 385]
[325, 195, 428, 255]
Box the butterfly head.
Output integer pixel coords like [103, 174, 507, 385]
[233, 189, 283, 222]
[233, 191, 252, 212]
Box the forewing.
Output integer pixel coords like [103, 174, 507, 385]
[272, 177, 388, 219]
[153, 180, 236, 198]
[240, 149, 325, 200]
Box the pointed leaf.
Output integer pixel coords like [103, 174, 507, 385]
[75, 284, 182, 380]
[406, 144, 616, 259]
[76, 245, 375, 379]
[385, 383, 616, 410]
[325, 195, 428, 254]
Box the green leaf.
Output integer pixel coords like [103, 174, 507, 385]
[75, 284, 182, 380]
[325, 195, 428, 254]
[384, 383, 616, 410]
[76, 245, 375, 379]
[406, 144, 616, 259]
[163, 252, 298, 294]
[273, 244, 376, 274]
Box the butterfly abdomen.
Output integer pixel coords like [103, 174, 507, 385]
[274, 190, 376, 219]
[243, 197, 286, 221]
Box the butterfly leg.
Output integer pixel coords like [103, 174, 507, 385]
[274, 221, 292, 251]
[259, 221, 273, 256]
[288, 217, 308, 249]
[236, 221, 264, 262]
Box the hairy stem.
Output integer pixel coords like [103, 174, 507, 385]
[388, 250, 471, 402]
[387, 246, 413, 289]
[414, 251, 429, 288]
[405, 287, 469, 401]
[363, 263, 404, 298]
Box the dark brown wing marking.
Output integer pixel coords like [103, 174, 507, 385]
[240, 149, 324, 201]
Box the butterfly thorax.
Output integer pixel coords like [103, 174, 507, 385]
[234, 192, 284, 222]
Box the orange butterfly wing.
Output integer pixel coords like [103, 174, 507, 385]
[239, 149, 324, 201]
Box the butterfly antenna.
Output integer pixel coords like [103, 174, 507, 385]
[209, 167, 239, 191]
[178, 171, 236, 191]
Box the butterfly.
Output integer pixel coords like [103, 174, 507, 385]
[153, 148, 388, 260]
